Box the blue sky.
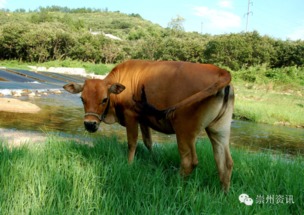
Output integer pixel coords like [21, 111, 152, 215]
[1, 0, 303, 40]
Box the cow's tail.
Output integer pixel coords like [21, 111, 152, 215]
[209, 84, 234, 126]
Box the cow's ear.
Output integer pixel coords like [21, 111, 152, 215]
[109, 83, 126, 94]
[63, 82, 83, 94]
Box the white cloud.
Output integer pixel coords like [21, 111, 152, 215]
[194, 6, 241, 30]
[218, 0, 234, 9]
[0, 0, 6, 8]
[287, 25, 304, 40]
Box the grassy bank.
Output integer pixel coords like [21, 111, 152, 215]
[232, 66, 304, 127]
[233, 84, 304, 127]
[1, 136, 303, 214]
[0, 59, 113, 75]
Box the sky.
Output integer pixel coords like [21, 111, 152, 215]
[1, 0, 304, 40]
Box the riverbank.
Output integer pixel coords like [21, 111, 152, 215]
[0, 136, 303, 214]
[231, 66, 304, 128]
[233, 84, 304, 128]
[0, 128, 46, 147]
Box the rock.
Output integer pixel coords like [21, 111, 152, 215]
[28, 92, 36, 97]
[0, 98, 41, 113]
[22, 89, 30, 93]
[12, 91, 22, 97]
[52, 90, 62, 95]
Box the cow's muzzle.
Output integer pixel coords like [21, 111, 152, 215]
[84, 120, 99, 133]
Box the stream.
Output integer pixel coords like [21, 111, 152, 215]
[0, 92, 303, 155]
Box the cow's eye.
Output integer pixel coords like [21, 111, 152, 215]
[101, 98, 108, 105]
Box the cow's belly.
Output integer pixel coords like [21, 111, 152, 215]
[139, 116, 175, 134]
[138, 89, 227, 135]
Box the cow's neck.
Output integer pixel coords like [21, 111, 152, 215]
[102, 101, 117, 124]
[102, 68, 130, 125]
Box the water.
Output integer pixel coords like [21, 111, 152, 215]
[230, 120, 304, 155]
[0, 92, 303, 155]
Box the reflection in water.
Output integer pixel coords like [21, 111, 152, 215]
[230, 121, 304, 155]
[0, 92, 303, 155]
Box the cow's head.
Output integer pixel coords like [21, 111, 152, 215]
[63, 79, 125, 133]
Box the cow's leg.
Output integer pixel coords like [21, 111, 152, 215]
[125, 115, 139, 163]
[139, 123, 153, 151]
[172, 107, 201, 176]
[176, 132, 199, 176]
[206, 124, 233, 192]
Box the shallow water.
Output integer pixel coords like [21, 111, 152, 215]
[0, 92, 303, 155]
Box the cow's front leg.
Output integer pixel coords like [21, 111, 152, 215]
[125, 114, 139, 163]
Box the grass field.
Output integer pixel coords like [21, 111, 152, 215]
[1, 136, 303, 214]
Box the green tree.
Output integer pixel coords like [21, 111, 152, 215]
[0, 23, 29, 60]
[204, 32, 277, 70]
[272, 40, 304, 67]
[168, 15, 185, 32]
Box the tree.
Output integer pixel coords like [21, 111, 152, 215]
[168, 15, 185, 33]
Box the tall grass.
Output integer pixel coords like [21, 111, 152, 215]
[1, 136, 303, 214]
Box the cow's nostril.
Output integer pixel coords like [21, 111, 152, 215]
[84, 121, 99, 133]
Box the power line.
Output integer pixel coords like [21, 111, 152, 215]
[245, 0, 253, 32]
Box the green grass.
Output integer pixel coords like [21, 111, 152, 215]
[0, 59, 114, 75]
[0, 60, 30, 70]
[233, 84, 304, 127]
[231, 65, 304, 127]
[1, 136, 303, 214]
[232, 65, 304, 88]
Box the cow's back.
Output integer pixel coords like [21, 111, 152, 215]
[109, 60, 230, 110]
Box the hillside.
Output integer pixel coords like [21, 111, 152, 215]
[0, 6, 304, 71]
[0, 8, 163, 38]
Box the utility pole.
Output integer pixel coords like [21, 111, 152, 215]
[245, 0, 253, 32]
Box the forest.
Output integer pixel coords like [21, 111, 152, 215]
[0, 6, 304, 71]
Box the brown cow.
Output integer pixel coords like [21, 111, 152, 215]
[63, 60, 234, 192]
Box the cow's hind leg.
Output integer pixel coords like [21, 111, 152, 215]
[176, 132, 199, 176]
[206, 123, 233, 192]
[140, 123, 153, 151]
